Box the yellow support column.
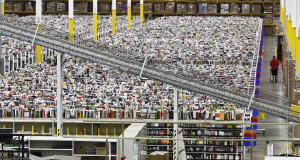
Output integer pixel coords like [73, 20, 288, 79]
[67, 127, 70, 136]
[112, 0, 116, 34]
[127, 0, 131, 28]
[32, 125, 35, 135]
[54, 126, 57, 136]
[42, 125, 45, 135]
[22, 125, 25, 134]
[114, 128, 117, 137]
[140, 0, 143, 24]
[3, 124, 6, 128]
[106, 127, 109, 137]
[35, 0, 42, 63]
[69, 0, 74, 42]
[84, 127, 87, 136]
[98, 128, 101, 136]
[1, 0, 4, 15]
[93, 0, 97, 41]
[36, 25, 42, 63]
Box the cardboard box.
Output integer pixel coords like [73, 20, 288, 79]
[187, 3, 196, 13]
[230, 3, 240, 13]
[154, 3, 165, 13]
[251, 4, 261, 13]
[220, 4, 229, 13]
[144, 3, 153, 13]
[57, 3, 66, 12]
[74, 148, 86, 154]
[207, 4, 217, 13]
[99, 3, 111, 12]
[165, 2, 175, 13]
[148, 151, 169, 160]
[263, 16, 274, 24]
[198, 3, 207, 13]
[96, 147, 106, 155]
[116, 2, 122, 12]
[294, 126, 300, 138]
[273, 4, 280, 14]
[264, 4, 273, 14]
[14, 2, 23, 12]
[242, 4, 250, 13]
[177, 3, 187, 13]
[25, 2, 34, 11]
[5, 2, 14, 12]
[47, 2, 56, 12]
[133, 3, 140, 12]
[74, 2, 88, 12]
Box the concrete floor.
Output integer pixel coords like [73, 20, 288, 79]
[250, 36, 292, 160]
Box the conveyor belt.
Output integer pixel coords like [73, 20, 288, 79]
[0, 16, 299, 123]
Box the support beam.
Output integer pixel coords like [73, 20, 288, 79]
[35, 0, 42, 63]
[112, 0, 116, 34]
[173, 88, 178, 160]
[69, 0, 74, 42]
[140, 0, 143, 24]
[127, 0, 131, 29]
[1, 0, 4, 15]
[93, 0, 97, 41]
[296, 0, 300, 78]
[56, 51, 63, 137]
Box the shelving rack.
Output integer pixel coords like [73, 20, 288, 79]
[147, 122, 243, 160]
[3, 0, 279, 27]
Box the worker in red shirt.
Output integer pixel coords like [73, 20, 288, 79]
[270, 56, 279, 82]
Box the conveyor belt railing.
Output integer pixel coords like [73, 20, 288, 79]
[0, 15, 299, 123]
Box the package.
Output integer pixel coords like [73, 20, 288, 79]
[251, 4, 261, 13]
[273, 4, 280, 14]
[96, 147, 106, 155]
[187, 3, 196, 13]
[263, 16, 274, 24]
[5, 2, 13, 12]
[207, 4, 217, 13]
[74, 148, 85, 154]
[198, 3, 207, 13]
[230, 3, 240, 13]
[133, 3, 140, 12]
[25, 2, 34, 11]
[74, 2, 88, 12]
[165, 2, 175, 13]
[144, 3, 153, 13]
[99, 3, 111, 12]
[148, 151, 169, 160]
[264, 4, 273, 14]
[14, 2, 23, 12]
[295, 126, 300, 138]
[242, 4, 250, 13]
[47, 2, 56, 12]
[264, 27, 274, 36]
[220, 4, 229, 13]
[177, 3, 187, 13]
[116, 2, 122, 12]
[122, 3, 127, 12]
[154, 3, 165, 13]
[57, 3, 67, 12]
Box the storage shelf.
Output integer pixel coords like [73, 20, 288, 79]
[4, 11, 280, 17]
[4, 0, 280, 3]
[30, 148, 73, 151]
[74, 154, 117, 157]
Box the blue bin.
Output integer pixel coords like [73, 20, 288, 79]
[252, 110, 258, 117]
[243, 137, 257, 146]
[255, 80, 260, 86]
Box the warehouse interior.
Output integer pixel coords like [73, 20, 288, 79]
[0, 0, 300, 160]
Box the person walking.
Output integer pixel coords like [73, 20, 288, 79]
[270, 56, 279, 82]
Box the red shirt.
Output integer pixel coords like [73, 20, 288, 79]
[270, 58, 279, 70]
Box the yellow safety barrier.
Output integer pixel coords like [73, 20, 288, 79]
[112, 10, 116, 34]
[128, 6, 131, 28]
[93, 13, 97, 41]
[69, 18, 73, 42]
[140, 4, 143, 24]
[36, 25, 42, 63]
[290, 104, 300, 116]
[1, 2, 4, 15]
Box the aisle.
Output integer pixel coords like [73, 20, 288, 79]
[253, 36, 291, 159]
